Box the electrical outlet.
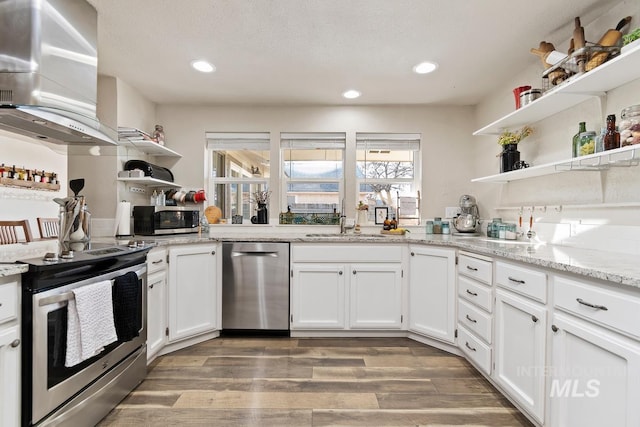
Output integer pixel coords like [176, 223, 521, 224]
[129, 186, 146, 194]
[445, 206, 461, 218]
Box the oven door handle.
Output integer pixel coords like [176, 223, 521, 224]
[39, 292, 74, 307]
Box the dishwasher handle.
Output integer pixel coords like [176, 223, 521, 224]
[231, 251, 279, 257]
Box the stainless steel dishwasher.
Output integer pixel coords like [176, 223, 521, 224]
[222, 242, 290, 333]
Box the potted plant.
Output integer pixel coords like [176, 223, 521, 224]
[498, 125, 533, 172]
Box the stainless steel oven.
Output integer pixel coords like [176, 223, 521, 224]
[20, 244, 151, 427]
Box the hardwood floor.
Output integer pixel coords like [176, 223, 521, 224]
[98, 337, 534, 426]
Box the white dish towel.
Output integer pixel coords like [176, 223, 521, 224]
[65, 280, 118, 367]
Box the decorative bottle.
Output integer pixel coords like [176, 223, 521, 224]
[603, 114, 620, 151]
[572, 122, 586, 158]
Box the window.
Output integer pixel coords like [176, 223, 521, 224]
[356, 133, 421, 222]
[280, 132, 345, 216]
[205, 132, 270, 222]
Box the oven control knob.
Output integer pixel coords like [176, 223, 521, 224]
[10, 339, 20, 348]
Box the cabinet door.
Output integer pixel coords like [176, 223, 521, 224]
[146, 269, 167, 361]
[494, 289, 547, 423]
[0, 325, 20, 427]
[168, 244, 219, 341]
[408, 246, 456, 342]
[291, 263, 346, 329]
[549, 313, 640, 427]
[349, 263, 403, 329]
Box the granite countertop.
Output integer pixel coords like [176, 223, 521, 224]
[8, 232, 640, 290]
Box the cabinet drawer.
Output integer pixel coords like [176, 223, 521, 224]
[554, 276, 640, 340]
[495, 261, 547, 303]
[147, 248, 167, 274]
[458, 299, 492, 344]
[458, 254, 492, 285]
[0, 279, 18, 324]
[292, 244, 402, 263]
[458, 325, 492, 375]
[458, 275, 493, 312]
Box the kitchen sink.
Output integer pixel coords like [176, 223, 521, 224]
[305, 233, 387, 238]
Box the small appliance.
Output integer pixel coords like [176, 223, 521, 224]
[452, 194, 480, 233]
[132, 206, 200, 235]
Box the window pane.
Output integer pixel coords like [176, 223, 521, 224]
[286, 182, 340, 213]
[359, 182, 413, 210]
[210, 149, 270, 178]
[356, 150, 414, 179]
[283, 149, 343, 179]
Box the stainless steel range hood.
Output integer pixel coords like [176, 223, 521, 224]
[0, 0, 116, 146]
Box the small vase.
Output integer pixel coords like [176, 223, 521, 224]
[501, 144, 520, 173]
[257, 203, 268, 224]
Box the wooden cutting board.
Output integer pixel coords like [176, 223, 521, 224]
[204, 206, 222, 224]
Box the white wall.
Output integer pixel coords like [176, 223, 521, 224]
[156, 104, 476, 219]
[0, 130, 67, 261]
[472, 0, 640, 253]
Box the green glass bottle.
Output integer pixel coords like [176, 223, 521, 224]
[572, 122, 586, 158]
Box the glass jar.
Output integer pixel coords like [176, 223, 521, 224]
[620, 104, 640, 146]
[487, 218, 502, 238]
[442, 221, 450, 235]
[578, 131, 596, 156]
[498, 224, 507, 239]
[433, 217, 442, 234]
[425, 220, 434, 234]
[505, 223, 517, 240]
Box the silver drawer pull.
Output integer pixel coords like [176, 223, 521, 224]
[10, 339, 20, 348]
[466, 289, 478, 296]
[576, 298, 608, 311]
[508, 276, 526, 284]
[465, 342, 476, 352]
[466, 265, 478, 271]
[465, 314, 477, 323]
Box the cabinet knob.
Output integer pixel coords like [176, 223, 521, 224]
[338, 271, 343, 275]
[211, 251, 216, 255]
[353, 270, 356, 275]
[531, 315, 538, 323]
[10, 339, 20, 348]
[149, 284, 154, 289]
[551, 325, 559, 333]
[411, 252, 415, 256]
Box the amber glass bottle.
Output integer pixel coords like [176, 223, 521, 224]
[603, 114, 620, 151]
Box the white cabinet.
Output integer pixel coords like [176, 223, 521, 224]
[494, 288, 547, 423]
[168, 243, 220, 342]
[408, 246, 456, 343]
[456, 252, 493, 375]
[146, 248, 168, 361]
[290, 244, 404, 331]
[548, 275, 640, 427]
[291, 263, 346, 329]
[548, 313, 640, 427]
[0, 275, 20, 427]
[349, 263, 403, 329]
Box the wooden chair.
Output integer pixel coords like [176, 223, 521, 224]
[0, 220, 33, 245]
[37, 217, 60, 239]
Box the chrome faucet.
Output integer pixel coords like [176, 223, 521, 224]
[339, 199, 353, 234]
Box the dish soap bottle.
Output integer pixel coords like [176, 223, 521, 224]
[572, 122, 586, 157]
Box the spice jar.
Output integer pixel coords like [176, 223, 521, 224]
[620, 104, 640, 146]
[433, 217, 442, 234]
[425, 220, 434, 234]
[578, 131, 596, 156]
[442, 221, 450, 235]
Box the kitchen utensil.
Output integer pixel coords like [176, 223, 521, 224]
[526, 212, 536, 239]
[69, 178, 85, 197]
[586, 16, 632, 71]
[530, 42, 567, 85]
[204, 206, 222, 224]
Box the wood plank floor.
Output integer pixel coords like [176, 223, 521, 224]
[98, 337, 534, 426]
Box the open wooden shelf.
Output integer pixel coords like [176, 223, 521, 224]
[0, 177, 60, 191]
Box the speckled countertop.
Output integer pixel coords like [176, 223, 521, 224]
[3, 232, 639, 290]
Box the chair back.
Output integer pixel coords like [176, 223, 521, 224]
[0, 220, 33, 245]
[37, 217, 60, 239]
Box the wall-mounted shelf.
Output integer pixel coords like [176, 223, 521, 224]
[0, 177, 60, 191]
[472, 144, 640, 183]
[118, 138, 182, 158]
[116, 177, 181, 188]
[474, 41, 640, 136]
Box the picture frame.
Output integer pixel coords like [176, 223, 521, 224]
[374, 206, 388, 225]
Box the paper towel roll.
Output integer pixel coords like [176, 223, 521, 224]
[115, 201, 131, 236]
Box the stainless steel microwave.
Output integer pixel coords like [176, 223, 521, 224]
[132, 206, 200, 235]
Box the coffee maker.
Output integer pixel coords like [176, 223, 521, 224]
[453, 194, 480, 233]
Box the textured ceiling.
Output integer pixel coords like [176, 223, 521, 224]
[88, 0, 621, 106]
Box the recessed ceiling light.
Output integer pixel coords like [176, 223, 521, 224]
[342, 89, 361, 99]
[191, 60, 215, 73]
[413, 61, 438, 74]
